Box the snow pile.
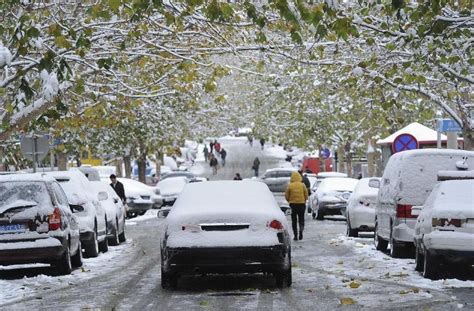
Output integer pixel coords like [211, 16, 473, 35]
[126, 209, 158, 225]
[0, 44, 12, 67]
[165, 181, 287, 248]
[40, 70, 59, 101]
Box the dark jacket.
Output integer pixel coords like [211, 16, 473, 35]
[301, 174, 311, 195]
[210, 158, 218, 167]
[110, 181, 126, 202]
[220, 149, 227, 159]
[253, 158, 260, 169]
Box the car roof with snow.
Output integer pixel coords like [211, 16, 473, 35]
[318, 177, 359, 192]
[265, 167, 298, 173]
[429, 180, 474, 213]
[168, 181, 285, 221]
[44, 170, 95, 205]
[317, 172, 348, 178]
[0, 173, 57, 183]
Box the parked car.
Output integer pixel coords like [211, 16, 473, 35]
[94, 166, 117, 180]
[0, 174, 82, 275]
[159, 181, 291, 289]
[260, 168, 297, 193]
[160, 171, 206, 183]
[71, 166, 101, 182]
[156, 176, 188, 206]
[91, 181, 127, 245]
[374, 149, 474, 258]
[311, 172, 348, 193]
[310, 177, 359, 220]
[413, 179, 474, 279]
[346, 178, 381, 237]
[46, 171, 108, 257]
[118, 178, 156, 217]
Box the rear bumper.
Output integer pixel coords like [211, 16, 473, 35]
[0, 238, 66, 265]
[162, 245, 289, 275]
[423, 231, 474, 253]
[392, 220, 416, 243]
[427, 249, 474, 264]
[127, 202, 153, 213]
[319, 201, 347, 215]
[349, 207, 375, 230]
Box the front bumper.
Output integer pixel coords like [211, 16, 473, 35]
[162, 245, 289, 275]
[319, 201, 347, 215]
[127, 202, 153, 214]
[0, 237, 66, 265]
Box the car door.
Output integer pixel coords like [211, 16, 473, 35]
[52, 182, 80, 251]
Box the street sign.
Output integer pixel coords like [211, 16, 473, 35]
[20, 134, 50, 163]
[392, 133, 418, 154]
[320, 148, 331, 159]
[439, 119, 462, 132]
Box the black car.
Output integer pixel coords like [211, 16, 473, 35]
[0, 174, 82, 275]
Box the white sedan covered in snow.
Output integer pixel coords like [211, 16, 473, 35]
[156, 176, 188, 206]
[346, 178, 381, 237]
[413, 179, 474, 280]
[159, 181, 292, 289]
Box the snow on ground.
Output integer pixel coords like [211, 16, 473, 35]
[0, 240, 135, 305]
[263, 144, 287, 159]
[126, 209, 158, 225]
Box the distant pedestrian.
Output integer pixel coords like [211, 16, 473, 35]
[110, 174, 126, 203]
[305, 166, 312, 174]
[203, 145, 209, 163]
[285, 171, 308, 241]
[299, 170, 311, 195]
[252, 157, 260, 177]
[233, 173, 242, 180]
[214, 140, 221, 155]
[248, 136, 253, 147]
[220, 148, 227, 167]
[210, 141, 214, 153]
[260, 138, 265, 150]
[210, 154, 218, 175]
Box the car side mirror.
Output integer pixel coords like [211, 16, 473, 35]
[70, 204, 84, 212]
[411, 205, 423, 217]
[369, 179, 380, 189]
[157, 208, 171, 218]
[98, 191, 108, 201]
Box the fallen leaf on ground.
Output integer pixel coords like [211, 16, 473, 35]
[349, 281, 361, 289]
[340, 297, 356, 305]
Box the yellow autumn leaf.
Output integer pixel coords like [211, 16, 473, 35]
[349, 281, 361, 289]
[340, 297, 356, 305]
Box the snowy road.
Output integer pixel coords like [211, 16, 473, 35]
[1, 139, 473, 310]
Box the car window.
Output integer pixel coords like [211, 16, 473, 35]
[52, 182, 69, 207]
[277, 171, 292, 178]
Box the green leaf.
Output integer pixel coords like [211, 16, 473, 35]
[26, 27, 40, 38]
[366, 37, 375, 46]
[55, 36, 72, 49]
[109, 0, 121, 12]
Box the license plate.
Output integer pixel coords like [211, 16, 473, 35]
[0, 224, 27, 234]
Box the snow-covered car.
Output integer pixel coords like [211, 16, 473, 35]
[94, 166, 117, 180]
[118, 178, 156, 217]
[46, 171, 108, 257]
[260, 168, 298, 193]
[91, 181, 127, 245]
[70, 166, 101, 182]
[413, 179, 474, 280]
[160, 171, 206, 183]
[375, 149, 474, 258]
[346, 178, 381, 237]
[310, 177, 359, 220]
[0, 174, 82, 275]
[156, 177, 188, 206]
[160, 181, 292, 289]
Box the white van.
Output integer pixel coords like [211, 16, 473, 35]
[374, 149, 474, 258]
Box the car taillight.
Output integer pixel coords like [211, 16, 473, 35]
[396, 204, 417, 218]
[49, 207, 62, 231]
[432, 218, 462, 228]
[268, 220, 284, 230]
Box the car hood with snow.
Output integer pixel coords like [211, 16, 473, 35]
[164, 181, 288, 248]
[157, 177, 188, 196]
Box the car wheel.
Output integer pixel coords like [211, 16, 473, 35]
[346, 218, 358, 237]
[84, 229, 99, 258]
[315, 208, 324, 221]
[109, 219, 120, 246]
[71, 241, 83, 268]
[275, 251, 292, 288]
[415, 243, 424, 272]
[118, 226, 126, 243]
[55, 242, 72, 275]
[99, 236, 109, 253]
[423, 251, 440, 280]
[390, 232, 405, 258]
[374, 222, 388, 251]
[161, 266, 178, 289]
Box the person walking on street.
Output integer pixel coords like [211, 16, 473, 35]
[214, 140, 221, 155]
[210, 141, 214, 154]
[233, 173, 242, 180]
[285, 171, 308, 241]
[110, 174, 126, 203]
[248, 136, 253, 147]
[252, 157, 260, 177]
[210, 154, 218, 175]
[203, 145, 209, 163]
[299, 170, 311, 196]
[220, 148, 227, 167]
[260, 138, 265, 150]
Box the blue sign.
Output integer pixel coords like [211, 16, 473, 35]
[439, 119, 462, 132]
[392, 133, 418, 154]
[320, 148, 331, 159]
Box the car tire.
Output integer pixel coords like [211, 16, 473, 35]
[423, 251, 440, 280]
[71, 241, 83, 268]
[119, 227, 126, 243]
[275, 251, 292, 288]
[346, 218, 358, 237]
[109, 219, 120, 246]
[99, 236, 109, 253]
[415, 243, 424, 272]
[84, 228, 99, 258]
[56, 243, 72, 275]
[374, 222, 388, 251]
[314, 208, 324, 221]
[161, 266, 178, 289]
[390, 232, 405, 258]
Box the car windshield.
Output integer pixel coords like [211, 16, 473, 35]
[0, 181, 51, 210]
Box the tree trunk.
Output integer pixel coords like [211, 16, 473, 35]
[367, 138, 376, 177]
[0, 147, 5, 171]
[137, 142, 147, 184]
[463, 129, 474, 151]
[337, 146, 345, 173]
[123, 155, 132, 178]
[57, 152, 67, 171]
[156, 151, 163, 178]
[116, 158, 123, 177]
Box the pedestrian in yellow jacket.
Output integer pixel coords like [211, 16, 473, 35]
[285, 171, 308, 241]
